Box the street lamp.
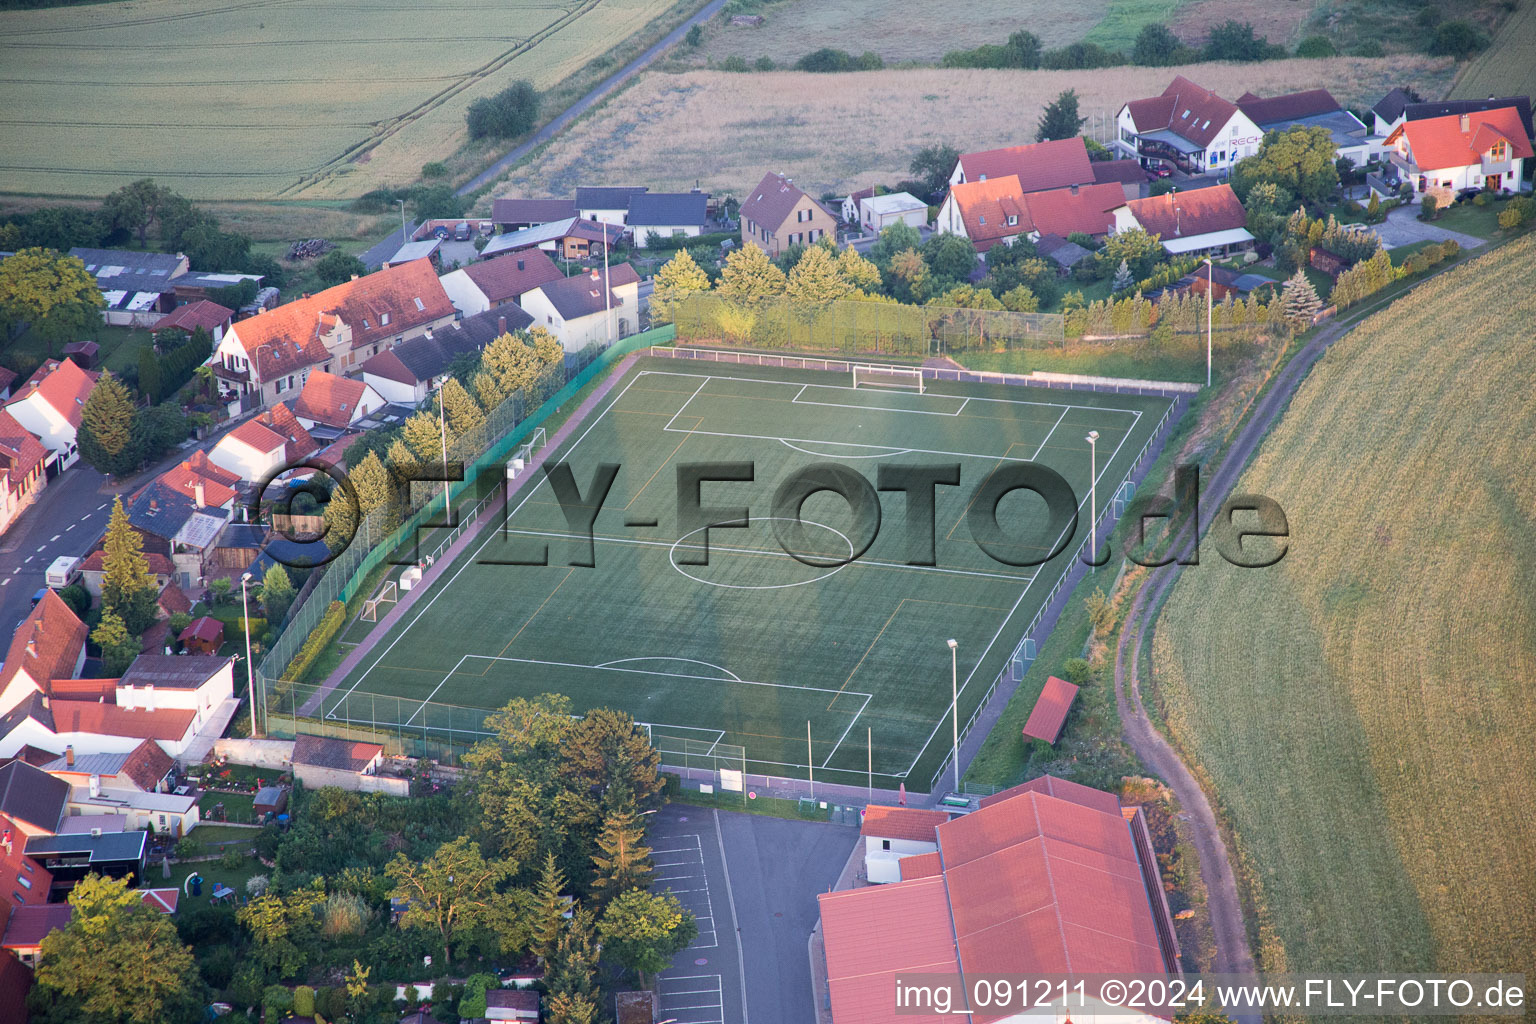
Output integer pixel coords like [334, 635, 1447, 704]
[1086, 431, 1100, 568]
[396, 198, 408, 248]
[437, 389, 451, 523]
[947, 638, 959, 794]
[1203, 257, 1214, 388]
[240, 572, 259, 738]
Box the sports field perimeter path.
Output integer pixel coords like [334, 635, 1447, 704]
[300, 352, 645, 717]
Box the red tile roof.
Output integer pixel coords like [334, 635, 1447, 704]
[978, 773, 1124, 814]
[860, 805, 949, 843]
[1125, 75, 1241, 148]
[0, 409, 48, 494]
[947, 175, 1031, 249]
[157, 451, 240, 509]
[0, 591, 87, 700]
[1392, 106, 1534, 171]
[1021, 674, 1079, 744]
[292, 371, 373, 429]
[819, 875, 961, 1024]
[225, 417, 286, 455]
[740, 172, 832, 232]
[1235, 87, 1342, 126]
[952, 179, 1123, 249]
[45, 677, 117, 701]
[1020, 183, 1125, 238]
[222, 402, 320, 466]
[80, 549, 176, 577]
[46, 700, 197, 742]
[5, 358, 99, 431]
[898, 850, 942, 880]
[151, 300, 233, 335]
[1120, 183, 1248, 239]
[956, 136, 1095, 193]
[157, 583, 192, 617]
[1, 904, 72, 951]
[458, 250, 564, 304]
[138, 888, 179, 913]
[119, 739, 174, 791]
[179, 616, 224, 645]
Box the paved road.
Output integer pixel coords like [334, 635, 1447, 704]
[0, 464, 117, 633]
[652, 805, 745, 1024]
[457, 0, 728, 196]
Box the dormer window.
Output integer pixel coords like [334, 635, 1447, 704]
[1007, 215, 1017, 226]
[362, 319, 370, 328]
[1490, 140, 1508, 160]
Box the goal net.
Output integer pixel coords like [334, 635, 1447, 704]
[360, 580, 398, 622]
[852, 364, 924, 393]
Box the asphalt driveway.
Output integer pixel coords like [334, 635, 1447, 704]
[1368, 204, 1486, 250]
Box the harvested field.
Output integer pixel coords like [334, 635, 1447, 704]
[0, 0, 686, 200]
[1151, 235, 1536, 979]
[1451, 0, 1536, 104]
[492, 56, 1456, 202]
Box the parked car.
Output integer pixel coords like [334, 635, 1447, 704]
[1146, 163, 1174, 180]
[454, 221, 471, 241]
[30, 588, 48, 608]
[1455, 187, 1483, 203]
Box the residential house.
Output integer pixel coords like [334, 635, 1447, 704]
[43, 740, 175, 795]
[124, 481, 232, 590]
[0, 410, 49, 537]
[855, 192, 928, 234]
[1111, 183, 1255, 256]
[67, 248, 189, 326]
[47, 742, 200, 837]
[0, 668, 226, 760]
[1381, 107, 1532, 200]
[859, 806, 948, 885]
[519, 264, 641, 351]
[1, 905, 71, 967]
[157, 451, 241, 513]
[210, 259, 455, 411]
[290, 734, 385, 791]
[627, 191, 711, 245]
[574, 186, 649, 227]
[0, 592, 88, 719]
[116, 654, 236, 724]
[485, 988, 541, 1023]
[0, 761, 65, 931]
[1117, 75, 1265, 175]
[24, 830, 147, 894]
[3, 357, 99, 474]
[937, 177, 1124, 251]
[78, 548, 177, 600]
[291, 371, 385, 434]
[3, 882, 174, 966]
[948, 136, 1097, 192]
[150, 300, 234, 345]
[1370, 91, 1534, 146]
[0, 367, 16, 401]
[1235, 88, 1373, 166]
[492, 197, 578, 233]
[362, 307, 531, 406]
[818, 776, 1180, 1023]
[480, 218, 625, 261]
[841, 186, 876, 224]
[207, 402, 318, 484]
[739, 172, 837, 257]
[439, 249, 564, 317]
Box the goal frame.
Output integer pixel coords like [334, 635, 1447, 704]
[360, 580, 399, 622]
[852, 364, 925, 393]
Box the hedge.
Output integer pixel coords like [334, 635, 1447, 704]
[284, 601, 345, 683]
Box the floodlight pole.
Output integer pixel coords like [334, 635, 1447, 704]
[438, 390, 451, 523]
[867, 726, 873, 805]
[807, 720, 814, 803]
[1086, 431, 1100, 568]
[1204, 257, 1214, 388]
[241, 572, 259, 738]
[947, 638, 959, 794]
[396, 199, 407, 246]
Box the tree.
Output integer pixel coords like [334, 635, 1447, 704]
[480, 331, 546, 406]
[91, 611, 140, 676]
[1419, 193, 1439, 222]
[135, 348, 161, 404]
[1111, 258, 1134, 292]
[1428, 20, 1487, 58]
[887, 247, 929, 303]
[532, 852, 569, 967]
[867, 221, 923, 270]
[1294, 34, 1336, 57]
[1279, 269, 1322, 327]
[920, 232, 977, 285]
[1365, 191, 1381, 222]
[78, 374, 139, 476]
[313, 249, 366, 287]
[649, 248, 711, 323]
[467, 80, 540, 139]
[351, 449, 400, 532]
[1203, 20, 1277, 61]
[1132, 23, 1189, 66]
[786, 244, 853, 306]
[1231, 126, 1340, 206]
[908, 144, 959, 197]
[546, 992, 600, 1024]
[0, 247, 104, 347]
[237, 879, 326, 978]
[440, 377, 484, 440]
[598, 889, 698, 988]
[685, 22, 702, 46]
[387, 837, 523, 965]
[100, 497, 158, 635]
[34, 875, 203, 1024]
[715, 243, 787, 303]
[591, 800, 653, 901]
[1036, 88, 1086, 142]
[836, 245, 882, 293]
[1000, 284, 1039, 312]
[402, 410, 450, 467]
[561, 706, 666, 808]
[1097, 228, 1164, 281]
[258, 563, 294, 623]
[101, 179, 175, 247]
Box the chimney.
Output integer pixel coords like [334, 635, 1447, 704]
[1459, 113, 1470, 133]
[89, 774, 100, 799]
[194, 481, 205, 507]
[350, 274, 359, 281]
[498, 315, 506, 336]
[65, 744, 74, 768]
[1070, 184, 1079, 195]
[144, 684, 155, 712]
[517, 258, 525, 271]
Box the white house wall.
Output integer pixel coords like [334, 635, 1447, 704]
[362, 372, 424, 407]
[6, 396, 76, 467]
[208, 437, 284, 484]
[439, 269, 493, 317]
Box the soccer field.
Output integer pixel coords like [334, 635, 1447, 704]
[321, 358, 1174, 787]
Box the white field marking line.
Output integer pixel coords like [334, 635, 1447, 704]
[663, 376, 711, 432]
[1032, 406, 1070, 460]
[819, 692, 872, 770]
[712, 808, 750, 1024]
[669, 421, 1097, 464]
[335, 370, 655, 705]
[792, 385, 968, 417]
[462, 653, 871, 701]
[97, 502, 108, 510]
[400, 654, 469, 727]
[661, 835, 717, 950]
[778, 438, 913, 459]
[655, 368, 1146, 417]
[500, 527, 1038, 585]
[903, 406, 1142, 777]
[597, 656, 742, 681]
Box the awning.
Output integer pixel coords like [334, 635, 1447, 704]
[1161, 227, 1255, 254]
[1137, 129, 1204, 154]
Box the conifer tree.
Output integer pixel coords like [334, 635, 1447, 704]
[100, 497, 158, 635]
[1279, 269, 1323, 327]
[92, 610, 140, 675]
[547, 905, 599, 1003]
[1111, 258, 1134, 292]
[591, 800, 653, 901]
[527, 326, 566, 370]
[786, 244, 852, 306]
[402, 411, 449, 467]
[715, 244, 787, 304]
[78, 373, 139, 476]
[440, 378, 484, 441]
[532, 852, 568, 967]
[481, 332, 544, 402]
[351, 450, 399, 533]
[259, 564, 294, 623]
[836, 245, 883, 293]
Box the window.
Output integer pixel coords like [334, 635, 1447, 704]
[1490, 140, 1508, 160]
[414, 297, 425, 311]
[1006, 214, 1017, 226]
[1181, 108, 1191, 118]
[381, 312, 390, 326]
[881, 840, 891, 851]
[16, 874, 30, 890]
[978, 215, 986, 225]
[158, 815, 167, 827]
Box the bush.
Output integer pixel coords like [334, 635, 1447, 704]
[261, 985, 294, 1021]
[421, 161, 447, 179]
[322, 893, 371, 938]
[1203, 20, 1283, 61]
[1428, 20, 1488, 57]
[794, 47, 881, 71]
[314, 249, 366, 287]
[284, 600, 346, 682]
[57, 582, 90, 616]
[685, 23, 702, 46]
[294, 985, 316, 1017]
[753, 55, 774, 70]
[1350, 40, 1385, 57]
[219, 847, 245, 869]
[465, 79, 539, 139]
[1419, 194, 1439, 221]
[716, 55, 749, 71]
[1294, 35, 1336, 57]
[246, 874, 270, 897]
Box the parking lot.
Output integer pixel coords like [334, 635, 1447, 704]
[651, 806, 744, 1024]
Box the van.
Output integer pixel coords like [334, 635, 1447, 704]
[45, 555, 81, 589]
[454, 221, 471, 242]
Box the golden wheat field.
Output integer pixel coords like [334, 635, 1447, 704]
[1151, 235, 1536, 980]
[0, 0, 681, 200]
[490, 55, 1456, 203]
[1452, 0, 1536, 105]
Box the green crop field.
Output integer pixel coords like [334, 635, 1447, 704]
[0, 0, 682, 200]
[318, 358, 1174, 788]
[1151, 237, 1536, 978]
[1452, 0, 1536, 105]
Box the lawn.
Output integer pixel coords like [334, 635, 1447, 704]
[486, 56, 1457, 202]
[198, 791, 258, 824]
[0, 0, 692, 200]
[1425, 198, 1509, 240]
[314, 358, 1174, 789]
[1150, 235, 1536, 980]
[1, 324, 153, 381]
[162, 854, 267, 902]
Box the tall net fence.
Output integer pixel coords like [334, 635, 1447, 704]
[672, 293, 1063, 356]
[653, 735, 748, 801]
